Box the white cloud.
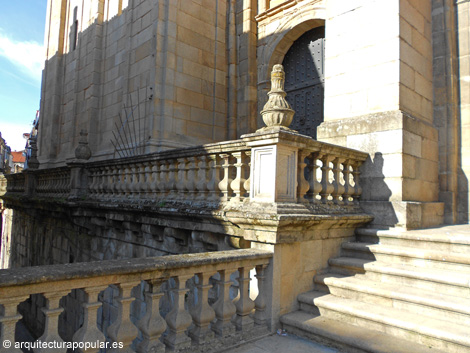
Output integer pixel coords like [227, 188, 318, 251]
[0, 29, 44, 82]
[0, 122, 33, 151]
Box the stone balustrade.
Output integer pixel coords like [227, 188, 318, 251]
[4, 133, 368, 211]
[35, 167, 71, 197]
[0, 174, 6, 195]
[0, 249, 272, 353]
[4, 173, 25, 194]
[86, 140, 251, 203]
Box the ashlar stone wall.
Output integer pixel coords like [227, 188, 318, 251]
[432, 0, 470, 224]
[318, 0, 443, 229]
[39, 0, 230, 168]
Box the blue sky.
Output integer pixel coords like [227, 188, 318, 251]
[0, 0, 47, 151]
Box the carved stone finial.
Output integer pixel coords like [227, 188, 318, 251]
[259, 64, 295, 130]
[27, 137, 39, 170]
[75, 129, 92, 160]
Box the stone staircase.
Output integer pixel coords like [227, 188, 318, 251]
[280, 226, 470, 353]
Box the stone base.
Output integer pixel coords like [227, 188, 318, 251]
[360, 201, 444, 230]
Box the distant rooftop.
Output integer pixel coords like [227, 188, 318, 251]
[11, 151, 25, 163]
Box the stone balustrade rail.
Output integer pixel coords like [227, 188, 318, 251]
[2, 133, 368, 210]
[34, 166, 71, 197]
[86, 140, 251, 203]
[0, 249, 272, 353]
[4, 172, 25, 194]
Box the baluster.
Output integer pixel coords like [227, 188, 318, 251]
[45, 174, 51, 194]
[99, 167, 109, 198]
[176, 158, 188, 200]
[46, 174, 51, 194]
[96, 169, 104, 197]
[73, 286, 107, 353]
[52, 172, 58, 194]
[142, 163, 152, 199]
[243, 151, 251, 198]
[136, 163, 146, 199]
[42, 174, 48, 194]
[341, 160, 352, 204]
[164, 274, 193, 350]
[233, 267, 254, 331]
[137, 279, 167, 353]
[211, 268, 236, 337]
[109, 166, 117, 198]
[351, 161, 363, 204]
[61, 171, 67, 195]
[186, 156, 197, 199]
[65, 171, 71, 194]
[310, 154, 322, 202]
[36, 175, 41, 193]
[56, 172, 63, 195]
[189, 271, 216, 344]
[57, 173, 62, 194]
[0, 296, 28, 353]
[229, 152, 245, 202]
[167, 159, 178, 200]
[107, 282, 139, 353]
[206, 154, 221, 201]
[320, 155, 334, 204]
[149, 161, 159, 198]
[253, 265, 268, 326]
[35, 290, 70, 353]
[218, 154, 232, 202]
[57, 172, 63, 194]
[58, 172, 63, 194]
[129, 164, 138, 199]
[123, 165, 132, 198]
[298, 150, 311, 203]
[115, 166, 124, 199]
[159, 160, 170, 198]
[196, 155, 209, 201]
[88, 169, 97, 196]
[331, 157, 345, 205]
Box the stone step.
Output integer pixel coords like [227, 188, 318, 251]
[341, 241, 470, 272]
[311, 274, 470, 325]
[355, 227, 470, 254]
[328, 257, 470, 297]
[307, 292, 470, 352]
[281, 310, 447, 353]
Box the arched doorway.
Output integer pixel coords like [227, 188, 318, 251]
[282, 26, 325, 139]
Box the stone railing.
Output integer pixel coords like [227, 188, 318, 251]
[35, 166, 71, 197]
[86, 140, 251, 203]
[3, 134, 368, 210]
[0, 174, 6, 196]
[0, 249, 272, 353]
[4, 172, 25, 194]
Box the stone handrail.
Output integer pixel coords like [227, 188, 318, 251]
[3, 132, 368, 208]
[0, 249, 272, 353]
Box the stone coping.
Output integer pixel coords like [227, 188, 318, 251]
[242, 129, 368, 161]
[0, 249, 272, 289]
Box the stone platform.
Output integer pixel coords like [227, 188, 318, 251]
[223, 333, 338, 353]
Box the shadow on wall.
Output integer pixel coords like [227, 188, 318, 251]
[360, 152, 398, 229]
[457, 117, 468, 223]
